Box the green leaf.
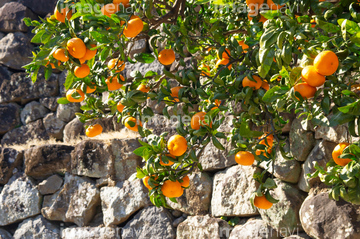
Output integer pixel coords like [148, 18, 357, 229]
[263, 178, 277, 189]
[329, 110, 356, 127]
[262, 85, 289, 103]
[212, 136, 225, 150]
[317, 19, 340, 33]
[264, 191, 279, 203]
[90, 31, 111, 43]
[57, 97, 70, 104]
[134, 53, 155, 63]
[136, 167, 146, 179]
[134, 146, 147, 157]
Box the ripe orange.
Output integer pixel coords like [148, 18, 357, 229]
[211, 99, 222, 110]
[199, 64, 210, 76]
[106, 75, 125, 91]
[238, 40, 249, 52]
[66, 89, 85, 103]
[261, 80, 270, 90]
[67, 38, 87, 59]
[217, 48, 231, 59]
[254, 194, 273, 209]
[332, 143, 352, 166]
[170, 86, 183, 102]
[167, 135, 188, 156]
[161, 180, 184, 198]
[86, 124, 103, 137]
[74, 64, 90, 78]
[54, 8, 72, 23]
[53, 49, 69, 62]
[180, 175, 190, 188]
[81, 44, 97, 61]
[301, 65, 326, 87]
[117, 102, 125, 112]
[158, 49, 176, 65]
[267, 0, 285, 10]
[160, 154, 175, 166]
[137, 84, 150, 93]
[294, 83, 317, 99]
[108, 59, 125, 72]
[235, 151, 255, 166]
[101, 3, 119, 18]
[45, 60, 60, 69]
[216, 58, 232, 70]
[242, 75, 263, 90]
[143, 176, 158, 190]
[113, 0, 130, 7]
[123, 18, 144, 38]
[86, 85, 96, 93]
[191, 112, 211, 130]
[313, 51, 339, 76]
[124, 117, 142, 132]
[256, 134, 274, 156]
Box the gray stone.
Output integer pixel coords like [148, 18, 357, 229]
[300, 193, 360, 239]
[283, 233, 311, 239]
[0, 147, 23, 184]
[58, 71, 67, 96]
[128, 39, 148, 58]
[177, 215, 232, 239]
[100, 179, 151, 226]
[149, 35, 166, 52]
[61, 227, 120, 239]
[123, 57, 164, 80]
[229, 219, 281, 239]
[111, 138, 142, 182]
[172, 210, 183, 218]
[63, 117, 84, 142]
[24, 144, 73, 179]
[173, 216, 186, 227]
[167, 172, 212, 215]
[144, 114, 177, 140]
[0, 2, 37, 32]
[71, 140, 112, 178]
[43, 113, 65, 140]
[56, 103, 81, 123]
[1, 119, 49, 146]
[18, 0, 57, 16]
[146, 98, 166, 114]
[40, 97, 59, 111]
[21, 101, 50, 125]
[41, 174, 100, 226]
[0, 102, 21, 134]
[167, 102, 198, 116]
[0, 72, 59, 104]
[0, 174, 41, 226]
[315, 123, 349, 143]
[211, 165, 260, 217]
[0, 0, 11, 8]
[258, 179, 307, 237]
[290, 117, 316, 162]
[13, 215, 60, 239]
[0, 228, 12, 239]
[37, 174, 63, 195]
[169, 57, 194, 73]
[280, 113, 295, 133]
[298, 140, 337, 192]
[122, 206, 175, 239]
[0, 32, 33, 70]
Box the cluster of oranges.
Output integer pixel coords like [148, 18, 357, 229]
[246, 0, 285, 23]
[294, 50, 339, 100]
[242, 75, 269, 91]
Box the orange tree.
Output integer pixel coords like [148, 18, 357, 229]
[24, 0, 360, 208]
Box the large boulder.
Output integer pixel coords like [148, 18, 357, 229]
[0, 174, 41, 226]
[0, 147, 23, 184]
[315, 123, 350, 143]
[166, 172, 212, 215]
[122, 206, 176, 239]
[21, 101, 50, 125]
[37, 174, 63, 195]
[1, 119, 49, 146]
[63, 117, 84, 142]
[300, 192, 360, 239]
[177, 215, 232, 239]
[0, 102, 21, 134]
[40, 97, 59, 111]
[0, 2, 37, 32]
[127, 39, 149, 59]
[229, 219, 281, 239]
[123, 57, 164, 80]
[211, 165, 260, 217]
[43, 113, 66, 140]
[258, 179, 307, 237]
[56, 103, 81, 123]
[41, 174, 100, 226]
[100, 179, 151, 226]
[13, 215, 60, 239]
[0, 32, 33, 70]
[0, 72, 59, 104]
[24, 144, 73, 178]
[18, 0, 57, 16]
[144, 114, 177, 140]
[61, 227, 120, 239]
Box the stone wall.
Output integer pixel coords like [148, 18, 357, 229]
[0, 2, 360, 239]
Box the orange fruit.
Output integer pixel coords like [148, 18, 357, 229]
[45, 61, 60, 69]
[81, 44, 97, 61]
[211, 99, 222, 110]
[191, 112, 211, 130]
[199, 64, 210, 76]
[180, 175, 190, 188]
[294, 83, 317, 99]
[254, 194, 273, 209]
[123, 18, 144, 38]
[158, 49, 176, 65]
[313, 51, 339, 76]
[160, 154, 175, 166]
[137, 84, 150, 93]
[67, 38, 87, 59]
[256, 134, 274, 156]
[311, 19, 316, 28]
[143, 176, 158, 190]
[86, 124, 103, 137]
[301, 65, 325, 87]
[74, 64, 90, 78]
[216, 58, 232, 70]
[101, 3, 119, 18]
[54, 8, 72, 23]
[246, 0, 264, 7]
[238, 40, 249, 52]
[267, 0, 285, 10]
[108, 59, 125, 72]
[113, 0, 130, 7]
[332, 143, 352, 166]
[66, 89, 85, 103]
[161, 180, 184, 198]
[117, 102, 125, 112]
[167, 135, 188, 156]
[217, 48, 231, 59]
[53, 49, 69, 62]
[86, 85, 96, 93]
[106, 75, 125, 91]
[235, 151, 255, 166]
[261, 80, 270, 90]
[242, 75, 263, 90]
[170, 86, 183, 102]
[124, 117, 142, 132]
